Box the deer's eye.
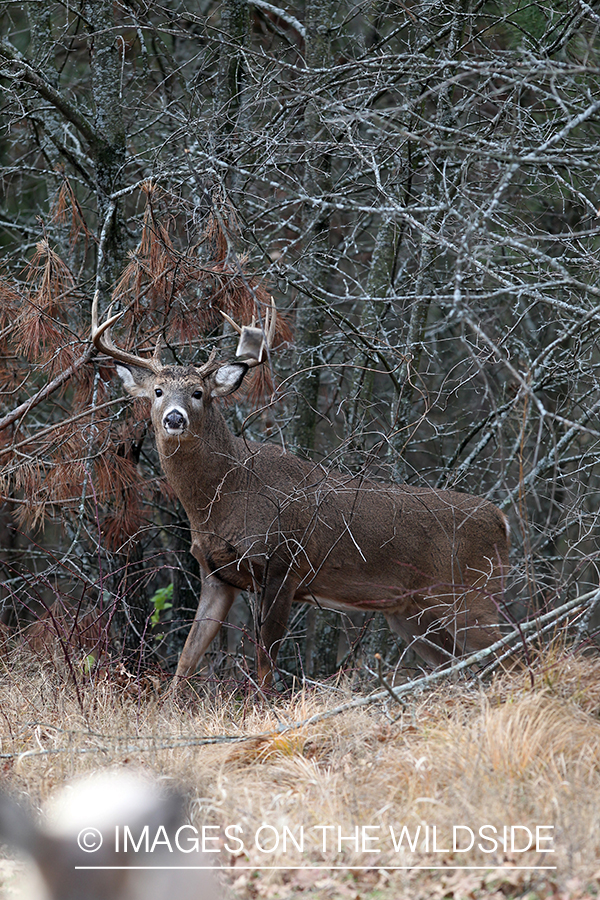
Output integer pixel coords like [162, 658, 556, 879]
[192, 389, 203, 400]
[155, 388, 163, 397]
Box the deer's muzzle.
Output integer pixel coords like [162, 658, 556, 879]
[163, 409, 188, 434]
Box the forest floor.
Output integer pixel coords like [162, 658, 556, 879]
[0, 645, 598, 899]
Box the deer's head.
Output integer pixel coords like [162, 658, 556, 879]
[91, 293, 276, 444]
[116, 362, 248, 442]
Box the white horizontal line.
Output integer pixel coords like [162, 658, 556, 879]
[75, 865, 558, 871]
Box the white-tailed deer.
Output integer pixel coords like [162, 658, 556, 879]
[92, 294, 509, 689]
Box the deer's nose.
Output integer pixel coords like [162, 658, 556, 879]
[163, 409, 187, 433]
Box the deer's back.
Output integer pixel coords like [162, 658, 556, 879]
[203, 443, 509, 593]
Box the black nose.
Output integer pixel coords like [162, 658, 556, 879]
[163, 410, 186, 431]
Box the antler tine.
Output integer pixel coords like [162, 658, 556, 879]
[194, 347, 219, 376]
[153, 334, 164, 364]
[265, 295, 277, 347]
[219, 309, 243, 335]
[220, 296, 278, 368]
[91, 290, 159, 372]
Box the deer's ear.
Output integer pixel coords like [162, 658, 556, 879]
[116, 364, 154, 398]
[209, 363, 248, 398]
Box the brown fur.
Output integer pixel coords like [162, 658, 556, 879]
[117, 363, 509, 688]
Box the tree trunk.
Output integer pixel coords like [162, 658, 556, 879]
[391, 3, 466, 476]
[291, 0, 333, 455]
[84, 0, 126, 285]
[165, 506, 202, 671]
[287, 0, 342, 678]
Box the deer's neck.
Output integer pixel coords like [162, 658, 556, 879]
[156, 403, 245, 521]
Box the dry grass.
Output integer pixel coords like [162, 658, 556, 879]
[1, 648, 600, 899]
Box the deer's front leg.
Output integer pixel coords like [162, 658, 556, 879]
[257, 573, 296, 688]
[172, 572, 238, 690]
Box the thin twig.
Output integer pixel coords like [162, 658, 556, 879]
[372, 653, 406, 708]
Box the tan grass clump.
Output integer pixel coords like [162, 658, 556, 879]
[0, 649, 599, 898]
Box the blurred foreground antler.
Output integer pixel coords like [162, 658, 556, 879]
[0, 770, 220, 900]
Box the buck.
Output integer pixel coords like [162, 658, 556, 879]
[92, 294, 509, 689]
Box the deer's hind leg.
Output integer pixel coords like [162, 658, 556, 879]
[446, 584, 502, 657]
[385, 584, 502, 668]
[385, 608, 454, 668]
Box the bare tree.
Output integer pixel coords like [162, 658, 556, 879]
[1, 0, 600, 687]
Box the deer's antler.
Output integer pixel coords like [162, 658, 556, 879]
[91, 291, 162, 372]
[220, 296, 277, 366]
